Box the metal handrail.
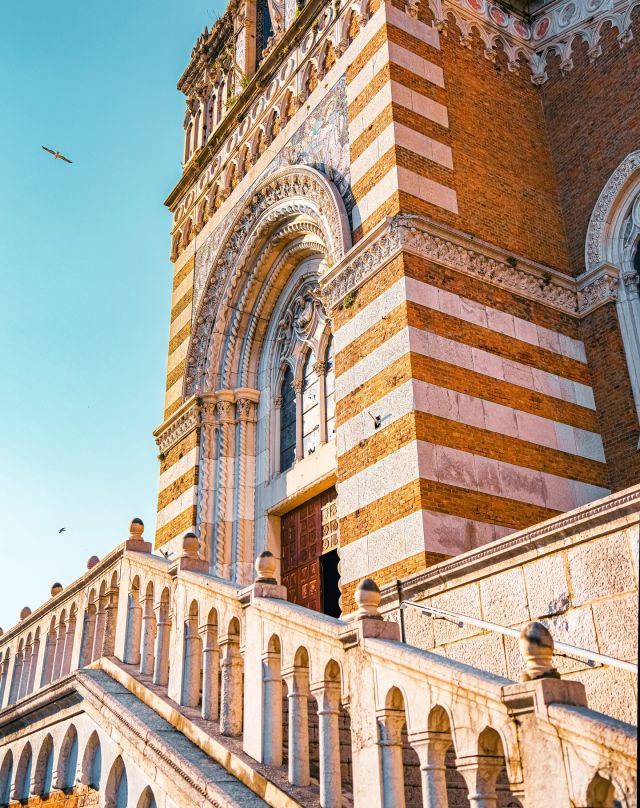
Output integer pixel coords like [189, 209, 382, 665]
[401, 601, 638, 674]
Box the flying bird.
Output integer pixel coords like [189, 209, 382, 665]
[58, 527, 66, 534]
[41, 146, 73, 164]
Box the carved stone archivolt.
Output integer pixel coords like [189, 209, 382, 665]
[184, 165, 351, 397]
[322, 215, 579, 314]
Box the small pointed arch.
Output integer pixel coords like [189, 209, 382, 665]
[282, 88, 296, 124]
[476, 725, 521, 806]
[279, 361, 297, 472]
[105, 755, 128, 808]
[130, 575, 141, 599]
[182, 218, 193, 248]
[304, 60, 319, 95]
[267, 633, 281, 654]
[0, 750, 13, 806]
[136, 785, 158, 808]
[324, 658, 341, 682]
[159, 586, 171, 619]
[428, 704, 453, 734]
[184, 121, 193, 163]
[228, 615, 241, 640]
[144, 580, 155, 602]
[13, 742, 32, 802]
[81, 730, 102, 789]
[293, 645, 310, 670]
[384, 684, 406, 711]
[586, 773, 617, 808]
[188, 599, 200, 629]
[255, 126, 267, 157]
[98, 579, 107, 600]
[346, 8, 362, 43]
[34, 733, 54, 795]
[56, 724, 79, 791]
[321, 39, 337, 75]
[269, 107, 282, 142]
[239, 145, 252, 178]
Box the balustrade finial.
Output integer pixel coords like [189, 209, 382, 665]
[19, 607, 31, 620]
[519, 622, 560, 681]
[87, 555, 100, 569]
[0, 628, 3, 637]
[50, 582, 63, 597]
[182, 532, 200, 559]
[255, 550, 277, 584]
[130, 517, 145, 538]
[354, 578, 382, 620]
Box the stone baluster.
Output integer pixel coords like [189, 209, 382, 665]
[123, 590, 142, 666]
[79, 606, 96, 667]
[409, 730, 451, 808]
[18, 643, 31, 699]
[312, 679, 342, 808]
[219, 636, 243, 736]
[153, 608, 171, 687]
[201, 626, 220, 721]
[180, 624, 202, 708]
[378, 711, 406, 808]
[456, 756, 503, 808]
[40, 630, 56, 686]
[61, 615, 76, 676]
[27, 637, 40, 694]
[139, 597, 156, 676]
[284, 667, 310, 786]
[262, 647, 283, 766]
[91, 597, 106, 662]
[52, 621, 66, 680]
[101, 584, 120, 657]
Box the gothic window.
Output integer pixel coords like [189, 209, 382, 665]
[184, 122, 193, 163]
[256, 0, 274, 63]
[280, 364, 296, 472]
[216, 88, 223, 123]
[302, 351, 320, 456]
[324, 335, 335, 441]
[193, 108, 201, 152]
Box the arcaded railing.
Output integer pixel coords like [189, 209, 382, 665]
[0, 522, 636, 808]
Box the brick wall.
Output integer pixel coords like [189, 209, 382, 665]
[539, 16, 640, 276]
[24, 786, 99, 806]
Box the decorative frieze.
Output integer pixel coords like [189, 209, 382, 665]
[322, 215, 579, 314]
[154, 398, 201, 455]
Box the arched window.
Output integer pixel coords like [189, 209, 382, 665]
[105, 757, 127, 808]
[193, 108, 201, 152]
[0, 751, 13, 806]
[13, 743, 32, 802]
[184, 122, 193, 163]
[302, 351, 320, 456]
[57, 725, 78, 791]
[81, 731, 102, 790]
[256, 0, 274, 63]
[324, 335, 335, 441]
[280, 365, 296, 472]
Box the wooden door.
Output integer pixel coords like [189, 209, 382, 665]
[281, 487, 337, 612]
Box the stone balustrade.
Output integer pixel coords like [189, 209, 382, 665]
[0, 527, 636, 808]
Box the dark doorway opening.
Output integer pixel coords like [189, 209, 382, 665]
[321, 549, 341, 617]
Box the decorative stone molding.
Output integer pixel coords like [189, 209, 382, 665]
[153, 397, 201, 455]
[576, 264, 620, 314]
[185, 166, 350, 397]
[585, 150, 640, 274]
[322, 215, 579, 314]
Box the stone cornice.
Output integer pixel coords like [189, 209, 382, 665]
[380, 484, 640, 605]
[576, 263, 620, 315]
[322, 215, 579, 314]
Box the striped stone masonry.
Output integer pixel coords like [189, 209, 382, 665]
[346, 3, 457, 237]
[322, 216, 609, 596]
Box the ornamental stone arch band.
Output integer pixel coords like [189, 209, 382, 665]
[184, 165, 352, 397]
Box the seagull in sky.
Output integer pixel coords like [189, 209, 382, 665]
[41, 146, 73, 164]
[58, 527, 66, 534]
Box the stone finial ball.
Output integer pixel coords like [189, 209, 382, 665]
[50, 583, 63, 597]
[20, 607, 32, 620]
[87, 555, 100, 570]
[255, 550, 277, 583]
[354, 577, 382, 618]
[182, 532, 200, 558]
[130, 518, 144, 537]
[519, 621, 559, 681]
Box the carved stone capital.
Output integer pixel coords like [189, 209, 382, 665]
[577, 264, 620, 315]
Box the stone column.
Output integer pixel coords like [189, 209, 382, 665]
[313, 680, 342, 808]
[40, 631, 56, 687]
[79, 607, 96, 667]
[219, 637, 243, 736]
[123, 591, 142, 666]
[153, 610, 171, 687]
[456, 756, 503, 808]
[233, 393, 259, 584]
[378, 712, 406, 808]
[7, 652, 22, 704]
[139, 598, 157, 676]
[61, 615, 76, 677]
[262, 650, 283, 766]
[214, 394, 236, 579]
[201, 628, 220, 721]
[101, 586, 119, 657]
[91, 599, 106, 662]
[27, 637, 40, 694]
[410, 731, 451, 808]
[180, 626, 202, 708]
[52, 622, 66, 680]
[284, 668, 310, 786]
[18, 643, 31, 699]
[273, 396, 282, 475]
[315, 360, 328, 444]
[294, 379, 304, 461]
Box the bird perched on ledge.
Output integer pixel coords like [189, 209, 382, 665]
[41, 146, 72, 163]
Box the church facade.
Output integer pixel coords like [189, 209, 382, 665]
[153, 0, 640, 615]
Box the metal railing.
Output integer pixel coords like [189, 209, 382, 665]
[401, 601, 638, 674]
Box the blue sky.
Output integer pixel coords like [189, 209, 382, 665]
[0, 0, 224, 630]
